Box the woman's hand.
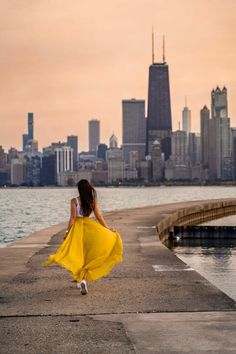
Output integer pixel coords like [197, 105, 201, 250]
[109, 227, 116, 232]
[63, 229, 69, 240]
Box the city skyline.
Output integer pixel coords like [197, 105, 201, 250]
[0, 0, 236, 151]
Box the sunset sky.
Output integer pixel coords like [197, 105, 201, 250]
[0, 0, 236, 151]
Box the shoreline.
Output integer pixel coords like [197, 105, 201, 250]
[2, 183, 236, 189]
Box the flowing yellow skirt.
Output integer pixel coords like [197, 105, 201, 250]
[44, 217, 123, 282]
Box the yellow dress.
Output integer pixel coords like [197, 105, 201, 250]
[44, 207, 123, 282]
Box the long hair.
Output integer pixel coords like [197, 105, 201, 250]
[77, 179, 97, 216]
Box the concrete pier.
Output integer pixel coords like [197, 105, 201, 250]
[0, 199, 236, 353]
[156, 198, 236, 241]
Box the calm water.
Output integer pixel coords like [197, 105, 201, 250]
[165, 214, 236, 301]
[0, 186, 236, 300]
[1, 185, 235, 245]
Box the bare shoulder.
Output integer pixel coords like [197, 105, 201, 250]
[71, 197, 78, 205]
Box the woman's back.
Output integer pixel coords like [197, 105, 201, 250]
[75, 197, 92, 217]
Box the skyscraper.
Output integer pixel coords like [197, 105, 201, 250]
[22, 112, 35, 151]
[150, 140, 163, 181]
[97, 143, 108, 160]
[200, 105, 210, 169]
[89, 119, 100, 152]
[188, 133, 200, 166]
[67, 135, 78, 171]
[208, 87, 231, 180]
[109, 134, 118, 149]
[122, 99, 146, 164]
[171, 130, 188, 166]
[22, 134, 28, 152]
[182, 103, 191, 137]
[55, 146, 73, 175]
[28, 112, 34, 140]
[146, 35, 172, 160]
[232, 128, 236, 180]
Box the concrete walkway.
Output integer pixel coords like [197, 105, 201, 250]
[0, 201, 236, 353]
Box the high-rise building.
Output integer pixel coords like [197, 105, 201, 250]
[232, 128, 236, 180]
[43, 141, 66, 154]
[0, 146, 7, 169]
[182, 105, 191, 137]
[200, 105, 210, 169]
[41, 154, 57, 185]
[22, 112, 35, 151]
[129, 151, 139, 170]
[55, 146, 73, 175]
[22, 134, 28, 152]
[195, 133, 201, 165]
[29, 139, 38, 153]
[188, 133, 200, 166]
[28, 112, 34, 140]
[106, 148, 124, 183]
[89, 119, 100, 152]
[208, 87, 231, 180]
[150, 140, 163, 181]
[25, 154, 41, 186]
[67, 135, 78, 171]
[171, 130, 188, 166]
[10, 155, 26, 185]
[109, 134, 118, 149]
[146, 36, 172, 160]
[8, 148, 18, 162]
[211, 87, 228, 118]
[97, 143, 108, 160]
[122, 99, 146, 164]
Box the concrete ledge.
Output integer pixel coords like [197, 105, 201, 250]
[156, 198, 236, 241]
[0, 222, 66, 282]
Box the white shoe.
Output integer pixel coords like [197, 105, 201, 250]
[76, 282, 81, 289]
[80, 280, 88, 295]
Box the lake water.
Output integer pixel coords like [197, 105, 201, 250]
[165, 214, 236, 301]
[0, 186, 235, 246]
[1, 186, 236, 300]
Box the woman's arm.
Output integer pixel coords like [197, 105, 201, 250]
[94, 202, 114, 230]
[64, 198, 77, 239]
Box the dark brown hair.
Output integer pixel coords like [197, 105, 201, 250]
[77, 179, 97, 216]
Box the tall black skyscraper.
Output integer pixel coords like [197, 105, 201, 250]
[28, 112, 34, 140]
[146, 35, 172, 160]
[23, 112, 34, 151]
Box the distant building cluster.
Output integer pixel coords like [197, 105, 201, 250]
[1, 46, 235, 186]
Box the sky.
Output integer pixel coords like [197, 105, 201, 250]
[0, 0, 236, 152]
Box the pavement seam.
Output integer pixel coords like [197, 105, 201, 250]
[1, 309, 236, 319]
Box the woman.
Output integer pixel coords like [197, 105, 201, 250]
[44, 179, 123, 295]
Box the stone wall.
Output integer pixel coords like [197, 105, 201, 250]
[157, 199, 236, 241]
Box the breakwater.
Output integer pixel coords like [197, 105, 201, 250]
[156, 199, 236, 241]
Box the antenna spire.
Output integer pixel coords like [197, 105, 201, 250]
[163, 35, 166, 63]
[185, 95, 187, 107]
[152, 27, 155, 64]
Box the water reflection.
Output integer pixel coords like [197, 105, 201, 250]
[165, 228, 236, 301]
